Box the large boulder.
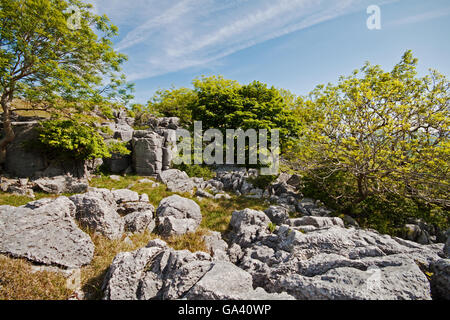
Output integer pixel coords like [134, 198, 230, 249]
[227, 209, 443, 300]
[185, 261, 294, 300]
[5, 124, 46, 178]
[264, 206, 290, 225]
[157, 169, 195, 194]
[0, 197, 94, 268]
[202, 231, 229, 261]
[228, 209, 272, 248]
[124, 211, 156, 234]
[132, 131, 164, 176]
[156, 195, 202, 237]
[33, 175, 89, 194]
[70, 190, 124, 240]
[102, 240, 293, 300]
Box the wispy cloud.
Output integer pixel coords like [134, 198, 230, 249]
[387, 6, 450, 27]
[89, 0, 398, 80]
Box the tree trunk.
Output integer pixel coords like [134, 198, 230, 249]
[0, 95, 15, 164]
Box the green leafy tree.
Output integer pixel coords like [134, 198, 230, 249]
[37, 119, 111, 160]
[0, 0, 133, 160]
[147, 86, 197, 125]
[290, 51, 449, 208]
[190, 75, 301, 149]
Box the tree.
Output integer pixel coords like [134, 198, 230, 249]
[289, 51, 449, 207]
[0, 0, 133, 160]
[147, 86, 197, 125]
[190, 75, 301, 149]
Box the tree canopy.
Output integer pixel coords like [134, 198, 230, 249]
[288, 51, 449, 208]
[0, 0, 133, 158]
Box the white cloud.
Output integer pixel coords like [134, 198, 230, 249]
[91, 0, 399, 80]
[387, 6, 450, 27]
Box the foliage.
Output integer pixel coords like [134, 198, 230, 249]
[268, 222, 277, 233]
[289, 51, 450, 208]
[106, 139, 131, 156]
[147, 87, 196, 126]
[0, 0, 133, 153]
[37, 119, 110, 160]
[130, 103, 151, 130]
[173, 163, 216, 180]
[190, 76, 301, 151]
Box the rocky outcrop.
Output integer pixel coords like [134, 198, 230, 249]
[124, 211, 156, 233]
[70, 191, 124, 240]
[157, 169, 195, 193]
[202, 231, 229, 261]
[33, 175, 89, 194]
[226, 208, 443, 300]
[265, 206, 290, 225]
[0, 197, 94, 268]
[156, 195, 202, 237]
[132, 131, 165, 176]
[5, 124, 47, 178]
[102, 240, 293, 300]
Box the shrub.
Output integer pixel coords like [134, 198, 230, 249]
[37, 120, 110, 160]
[106, 140, 131, 156]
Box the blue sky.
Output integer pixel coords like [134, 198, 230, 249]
[88, 0, 450, 104]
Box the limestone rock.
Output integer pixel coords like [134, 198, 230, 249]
[0, 199, 94, 268]
[156, 195, 202, 237]
[157, 169, 195, 194]
[70, 192, 124, 239]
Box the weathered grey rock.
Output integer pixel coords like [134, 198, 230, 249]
[214, 193, 231, 200]
[112, 189, 140, 204]
[132, 131, 164, 175]
[0, 198, 94, 268]
[196, 189, 214, 199]
[185, 261, 294, 300]
[161, 129, 177, 170]
[296, 198, 333, 217]
[103, 241, 292, 301]
[156, 195, 202, 237]
[288, 216, 345, 229]
[24, 195, 77, 218]
[431, 259, 450, 300]
[265, 206, 290, 225]
[70, 193, 124, 239]
[202, 231, 229, 261]
[124, 211, 156, 233]
[103, 242, 213, 300]
[157, 169, 195, 194]
[117, 201, 155, 216]
[33, 175, 89, 194]
[227, 209, 442, 300]
[229, 209, 272, 248]
[5, 124, 47, 178]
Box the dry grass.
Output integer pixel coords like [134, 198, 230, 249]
[0, 255, 72, 300]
